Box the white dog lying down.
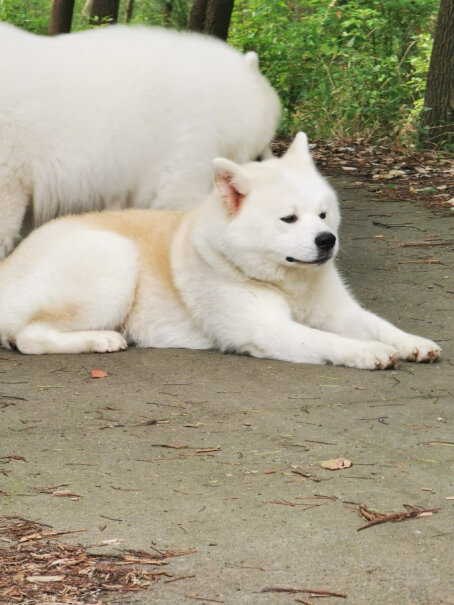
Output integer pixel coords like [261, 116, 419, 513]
[0, 23, 280, 258]
[0, 133, 441, 369]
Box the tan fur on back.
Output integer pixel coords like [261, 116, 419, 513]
[77, 209, 185, 293]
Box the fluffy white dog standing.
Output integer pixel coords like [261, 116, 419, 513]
[0, 23, 280, 257]
[0, 133, 441, 369]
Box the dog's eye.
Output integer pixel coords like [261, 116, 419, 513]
[280, 214, 298, 224]
[319, 212, 327, 219]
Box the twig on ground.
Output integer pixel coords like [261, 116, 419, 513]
[186, 594, 224, 603]
[399, 259, 443, 265]
[396, 241, 453, 248]
[260, 586, 347, 598]
[357, 503, 439, 531]
[163, 574, 196, 584]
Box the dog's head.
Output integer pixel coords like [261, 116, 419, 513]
[207, 132, 340, 280]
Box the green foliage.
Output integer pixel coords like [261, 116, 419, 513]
[130, 0, 189, 28]
[229, 0, 439, 144]
[0, 0, 51, 32]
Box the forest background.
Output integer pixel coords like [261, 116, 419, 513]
[0, 0, 451, 152]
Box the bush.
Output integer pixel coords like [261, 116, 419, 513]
[0, 0, 51, 32]
[229, 0, 439, 144]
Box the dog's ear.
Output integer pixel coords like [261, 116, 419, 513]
[284, 131, 314, 166]
[212, 158, 250, 216]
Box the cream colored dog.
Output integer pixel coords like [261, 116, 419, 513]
[0, 133, 441, 369]
[0, 23, 280, 258]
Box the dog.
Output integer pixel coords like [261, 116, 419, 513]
[0, 23, 280, 258]
[0, 133, 441, 369]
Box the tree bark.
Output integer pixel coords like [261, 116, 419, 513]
[89, 0, 120, 25]
[48, 0, 75, 35]
[189, 0, 208, 32]
[188, 0, 234, 40]
[124, 0, 134, 23]
[420, 0, 454, 148]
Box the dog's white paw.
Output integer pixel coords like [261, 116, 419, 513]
[344, 342, 398, 370]
[88, 331, 128, 353]
[392, 335, 441, 363]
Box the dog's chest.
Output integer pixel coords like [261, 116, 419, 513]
[280, 277, 319, 323]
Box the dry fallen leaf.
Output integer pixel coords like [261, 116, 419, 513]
[320, 457, 352, 470]
[91, 369, 108, 378]
[384, 169, 406, 179]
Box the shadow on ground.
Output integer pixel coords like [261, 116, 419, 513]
[1, 178, 453, 604]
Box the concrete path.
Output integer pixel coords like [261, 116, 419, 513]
[1, 178, 453, 604]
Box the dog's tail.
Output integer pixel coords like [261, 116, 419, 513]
[244, 51, 259, 70]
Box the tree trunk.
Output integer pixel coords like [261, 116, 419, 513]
[420, 0, 454, 148]
[205, 0, 234, 40]
[189, 0, 208, 32]
[188, 0, 234, 40]
[124, 0, 134, 22]
[163, 1, 173, 25]
[89, 0, 120, 25]
[48, 0, 75, 35]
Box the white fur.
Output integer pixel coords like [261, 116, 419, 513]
[0, 132, 441, 369]
[0, 22, 280, 257]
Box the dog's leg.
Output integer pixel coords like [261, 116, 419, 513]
[207, 294, 398, 369]
[0, 189, 29, 259]
[0, 223, 140, 354]
[327, 304, 440, 362]
[15, 324, 127, 354]
[0, 148, 32, 258]
[244, 319, 398, 370]
[310, 271, 441, 363]
[181, 277, 398, 369]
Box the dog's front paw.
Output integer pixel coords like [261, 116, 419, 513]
[344, 342, 398, 370]
[392, 334, 441, 363]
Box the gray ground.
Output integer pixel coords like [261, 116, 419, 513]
[1, 178, 453, 605]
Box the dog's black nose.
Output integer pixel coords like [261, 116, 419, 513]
[315, 232, 336, 251]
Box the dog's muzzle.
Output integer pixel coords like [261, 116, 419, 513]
[286, 231, 336, 265]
